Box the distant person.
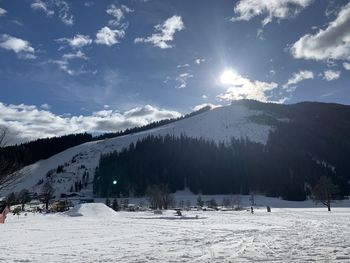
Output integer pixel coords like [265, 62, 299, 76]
[250, 206, 254, 214]
[267, 206, 271, 212]
[0, 203, 10, 223]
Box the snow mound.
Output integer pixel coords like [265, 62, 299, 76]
[66, 203, 117, 217]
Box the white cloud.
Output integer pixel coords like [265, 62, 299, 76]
[106, 3, 133, 27]
[176, 73, 193, 89]
[30, 0, 73, 25]
[55, 0, 73, 25]
[40, 103, 51, 110]
[62, 50, 88, 60]
[84, 1, 94, 7]
[163, 76, 171, 84]
[217, 73, 278, 102]
[0, 7, 7, 16]
[30, 0, 54, 16]
[12, 20, 24, 26]
[291, 2, 350, 61]
[0, 102, 181, 144]
[202, 95, 208, 99]
[177, 64, 190, 68]
[192, 103, 220, 112]
[195, 58, 205, 65]
[0, 34, 36, 59]
[57, 34, 92, 49]
[323, 70, 341, 81]
[95, 26, 125, 46]
[232, 0, 313, 26]
[49, 51, 89, 75]
[257, 29, 264, 40]
[343, 62, 350, 70]
[49, 59, 75, 75]
[283, 70, 314, 89]
[135, 15, 184, 49]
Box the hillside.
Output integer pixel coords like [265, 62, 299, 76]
[0, 101, 274, 197]
[1, 100, 350, 200]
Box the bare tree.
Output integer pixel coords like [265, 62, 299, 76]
[232, 194, 242, 210]
[18, 189, 31, 211]
[146, 184, 173, 210]
[312, 176, 338, 211]
[41, 181, 54, 210]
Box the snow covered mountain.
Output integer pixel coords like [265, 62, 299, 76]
[3, 99, 350, 199]
[1, 101, 277, 196]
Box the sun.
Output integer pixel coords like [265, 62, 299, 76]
[220, 69, 238, 85]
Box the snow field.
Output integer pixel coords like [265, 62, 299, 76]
[2, 205, 350, 262]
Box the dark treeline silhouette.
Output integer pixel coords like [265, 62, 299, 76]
[94, 134, 348, 201]
[0, 133, 92, 176]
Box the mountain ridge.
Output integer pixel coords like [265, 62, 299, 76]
[1, 100, 350, 200]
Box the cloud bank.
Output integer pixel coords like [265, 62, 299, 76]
[291, 2, 350, 61]
[232, 0, 313, 26]
[217, 73, 278, 102]
[0, 103, 181, 144]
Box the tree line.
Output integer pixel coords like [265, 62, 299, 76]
[93, 135, 349, 201]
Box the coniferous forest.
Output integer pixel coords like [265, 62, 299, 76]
[93, 101, 350, 201]
[94, 134, 349, 201]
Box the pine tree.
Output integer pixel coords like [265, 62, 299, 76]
[112, 198, 119, 211]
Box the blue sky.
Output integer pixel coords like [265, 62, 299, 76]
[0, 0, 350, 143]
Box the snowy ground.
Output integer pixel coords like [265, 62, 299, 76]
[2, 203, 350, 262]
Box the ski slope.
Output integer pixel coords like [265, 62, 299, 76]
[1, 103, 275, 196]
[2, 203, 350, 262]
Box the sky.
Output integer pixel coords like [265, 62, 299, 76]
[1, 0, 350, 144]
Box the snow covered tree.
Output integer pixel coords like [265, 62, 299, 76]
[312, 176, 338, 211]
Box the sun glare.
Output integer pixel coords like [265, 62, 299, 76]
[220, 69, 238, 85]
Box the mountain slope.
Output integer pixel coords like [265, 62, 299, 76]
[3, 100, 350, 199]
[1, 102, 275, 196]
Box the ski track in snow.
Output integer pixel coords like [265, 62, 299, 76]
[2, 207, 350, 262]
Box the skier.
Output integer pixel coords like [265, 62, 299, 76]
[250, 206, 254, 214]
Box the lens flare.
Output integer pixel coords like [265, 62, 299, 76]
[220, 69, 238, 85]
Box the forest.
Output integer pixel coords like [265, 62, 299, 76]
[94, 134, 349, 201]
